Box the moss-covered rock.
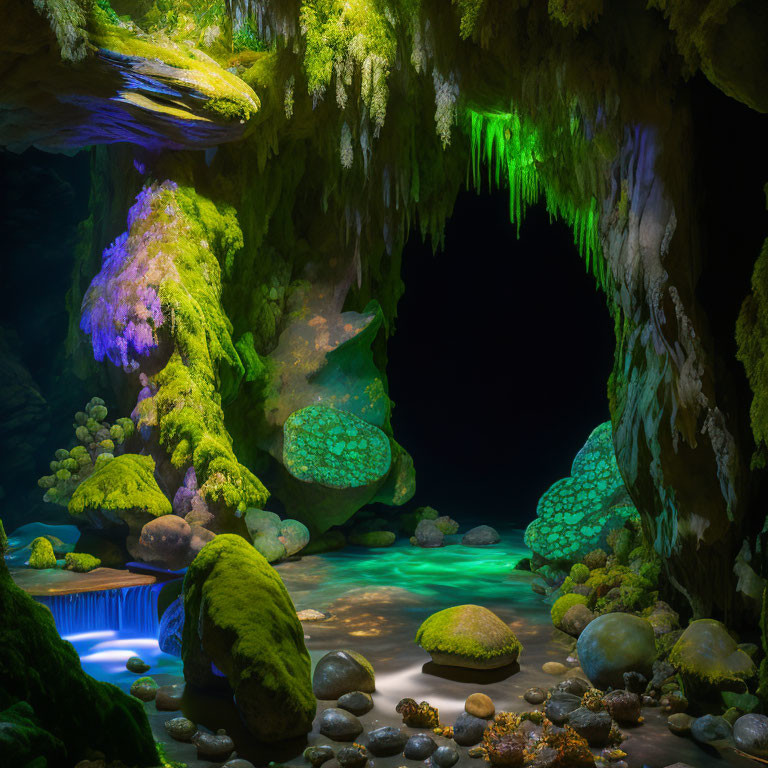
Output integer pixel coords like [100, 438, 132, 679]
[68, 453, 171, 534]
[551, 593, 589, 629]
[245, 509, 310, 562]
[63, 552, 101, 572]
[29, 536, 56, 569]
[525, 423, 639, 566]
[0, 535, 157, 766]
[182, 534, 316, 741]
[669, 619, 756, 699]
[415, 605, 522, 669]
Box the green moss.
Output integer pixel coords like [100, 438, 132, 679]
[0, 555, 157, 766]
[0, 519, 7, 557]
[68, 454, 171, 527]
[29, 538, 57, 570]
[570, 563, 590, 584]
[87, 8, 260, 122]
[182, 535, 315, 741]
[415, 604, 522, 666]
[349, 530, 396, 547]
[551, 593, 589, 628]
[64, 552, 101, 573]
[585, 563, 658, 614]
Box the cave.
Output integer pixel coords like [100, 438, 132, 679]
[1, 1, 768, 767]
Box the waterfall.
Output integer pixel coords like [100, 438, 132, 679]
[36, 583, 162, 637]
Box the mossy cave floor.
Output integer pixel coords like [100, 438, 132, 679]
[49, 530, 756, 768]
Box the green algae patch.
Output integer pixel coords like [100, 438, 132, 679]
[182, 534, 315, 741]
[283, 405, 392, 489]
[0, 548, 157, 766]
[551, 593, 589, 629]
[68, 454, 171, 533]
[525, 422, 639, 565]
[349, 530, 396, 547]
[415, 604, 522, 670]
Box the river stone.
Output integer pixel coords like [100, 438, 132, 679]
[415, 604, 522, 669]
[366, 726, 408, 756]
[524, 687, 546, 705]
[126, 656, 150, 674]
[337, 690, 373, 716]
[465, 692, 495, 718]
[433, 745, 460, 768]
[164, 717, 196, 742]
[319, 708, 364, 742]
[462, 526, 500, 546]
[453, 712, 488, 746]
[545, 691, 581, 725]
[560, 604, 594, 637]
[734, 714, 768, 757]
[155, 683, 185, 711]
[414, 519, 444, 548]
[303, 745, 335, 767]
[577, 612, 657, 689]
[691, 714, 732, 743]
[404, 733, 437, 760]
[337, 744, 368, 768]
[667, 713, 695, 735]
[313, 650, 375, 699]
[129, 677, 157, 702]
[556, 677, 591, 697]
[542, 661, 568, 675]
[602, 689, 641, 724]
[568, 707, 612, 746]
[193, 730, 234, 761]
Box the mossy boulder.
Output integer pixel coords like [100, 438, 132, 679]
[63, 552, 101, 572]
[245, 509, 310, 562]
[182, 534, 315, 741]
[29, 537, 56, 569]
[68, 454, 171, 537]
[577, 612, 657, 689]
[669, 619, 756, 699]
[415, 605, 522, 669]
[525, 423, 639, 565]
[551, 593, 589, 629]
[0, 541, 157, 766]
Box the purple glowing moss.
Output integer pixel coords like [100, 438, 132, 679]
[80, 183, 180, 370]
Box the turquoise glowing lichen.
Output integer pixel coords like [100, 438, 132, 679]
[468, 109, 605, 288]
[283, 405, 392, 489]
[524, 422, 639, 564]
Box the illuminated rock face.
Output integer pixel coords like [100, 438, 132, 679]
[525, 422, 638, 566]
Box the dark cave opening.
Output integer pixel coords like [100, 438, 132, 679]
[387, 189, 616, 529]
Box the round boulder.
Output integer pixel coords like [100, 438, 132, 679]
[691, 714, 732, 744]
[414, 519, 444, 548]
[560, 603, 595, 637]
[465, 692, 495, 719]
[576, 612, 657, 689]
[337, 690, 373, 716]
[319, 708, 364, 742]
[461, 526, 500, 546]
[734, 714, 768, 758]
[453, 712, 488, 746]
[313, 650, 375, 699]
[366, 726, 408, 756]
[404, 733, 437, 760]
[415, 604, 522, 669]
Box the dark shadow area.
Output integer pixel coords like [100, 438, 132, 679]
[387, 190, 615, 529]
[421, 660, 520, 684]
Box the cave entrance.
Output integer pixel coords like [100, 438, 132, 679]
[386, 188, 615, 529]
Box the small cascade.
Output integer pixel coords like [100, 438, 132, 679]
[36, 583, 162, 637]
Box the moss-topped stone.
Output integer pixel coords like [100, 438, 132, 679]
[283, 405, 392, 489]
[670, 619, 756, 698]
[29, 537, 56, 569]
[68, 454, 171, 533]
[182, 534, 315, 741]
[415, 605, 522, 670]
[525, 422, 639, 566]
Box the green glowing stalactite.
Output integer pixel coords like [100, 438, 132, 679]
[468, 110, 605, 288]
